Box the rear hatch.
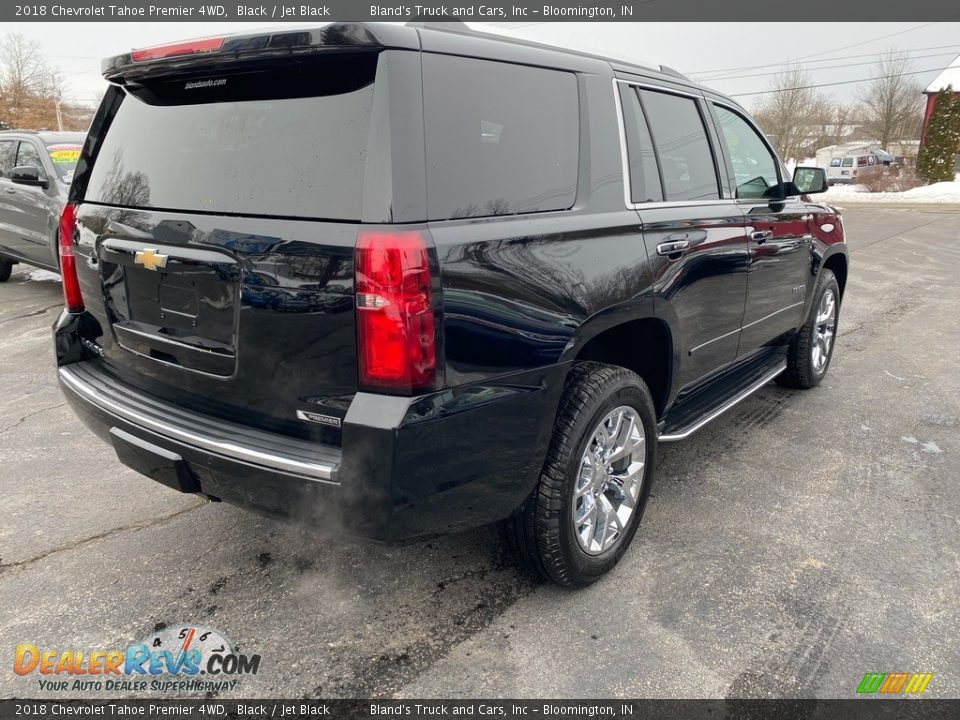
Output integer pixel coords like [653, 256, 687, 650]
[71, 33, 398, 443]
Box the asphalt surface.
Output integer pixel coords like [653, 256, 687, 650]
[1, 207, 958, 700]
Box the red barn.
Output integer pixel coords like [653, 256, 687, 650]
[920, 54, 960, 147]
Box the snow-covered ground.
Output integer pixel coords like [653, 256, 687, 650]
[26, 269, 61, 282]
[825, 175, 960, 204]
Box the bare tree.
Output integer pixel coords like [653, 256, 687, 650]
[832, 103, 854, 143]
[0, 33, 60, 128]
[752, 64, 826, 162]
[857, 48, 924, 149]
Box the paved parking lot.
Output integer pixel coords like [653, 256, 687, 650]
[1, 207, 958, 699]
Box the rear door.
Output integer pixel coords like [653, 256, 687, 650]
[709, 102, 811, 353]
[71, 48, 409, 440]
[620, 82, 749, 390]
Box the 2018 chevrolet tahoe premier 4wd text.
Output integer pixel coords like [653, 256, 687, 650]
[54, 22, 847, 586]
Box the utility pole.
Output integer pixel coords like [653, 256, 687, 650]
[55, 99, 63, 131]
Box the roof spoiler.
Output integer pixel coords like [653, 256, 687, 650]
[101, 22, 418, 81]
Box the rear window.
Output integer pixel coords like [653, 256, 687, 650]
[85, 57, 376, 220]
[638, 89, 719, 202]
[422, 55, 579, 220]
[619, 85, 663, 203]
[45, 143, 82, 183]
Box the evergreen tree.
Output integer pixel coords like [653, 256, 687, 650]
[917, 87, 960, 184]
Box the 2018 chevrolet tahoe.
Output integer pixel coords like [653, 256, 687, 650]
[54, 22, 847, 586]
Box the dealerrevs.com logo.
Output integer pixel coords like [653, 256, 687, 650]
[14, 624, 260, 694]
[856, 672, 934, 695]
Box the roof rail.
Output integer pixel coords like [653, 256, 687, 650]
[406, 20, 472, 32]
[658, 65, 689, 81]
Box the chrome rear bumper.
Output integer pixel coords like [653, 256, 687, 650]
[58, 363, 340, 482]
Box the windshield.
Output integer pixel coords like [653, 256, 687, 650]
[45, 143, 82, 183]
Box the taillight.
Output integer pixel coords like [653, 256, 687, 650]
[58, 203, 84, 313]
[355, 230, 436, 393]
[131, 37, 224, 62]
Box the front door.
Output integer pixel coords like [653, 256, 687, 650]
[11, 140, 59, 268]
[0, 138, 27, 260]
[710, 104, 811, 353]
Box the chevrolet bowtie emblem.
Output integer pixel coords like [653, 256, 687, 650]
[134, 248, 168, 271]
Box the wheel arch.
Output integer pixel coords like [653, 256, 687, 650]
[822, 251, 847, 301]
[570, 316, 674, 418]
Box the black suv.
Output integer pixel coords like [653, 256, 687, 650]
[0, 130, 84, 280]
[55, 23, 847, 586]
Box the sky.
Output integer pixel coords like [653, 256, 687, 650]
[9, 21, 960, 110]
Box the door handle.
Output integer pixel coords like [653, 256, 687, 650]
[657, 240, 689, 256]
[751, 230, 773, 244]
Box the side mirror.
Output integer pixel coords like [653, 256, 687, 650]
[792, 166, 828, 195]
[10, 166, 48, 189]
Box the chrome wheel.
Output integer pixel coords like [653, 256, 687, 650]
[812, 287, 837, 375]
[572, 405, 646, 556]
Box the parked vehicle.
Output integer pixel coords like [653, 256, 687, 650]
[0, 130, 84, 280]
[822, 151, 894, 185]
[54, 23, 847, 586]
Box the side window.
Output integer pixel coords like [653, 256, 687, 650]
[638, 89, 719, 202]
[618, 85, 663, 203]
[713, 105, 781, 200]
[15, 142, 44, 173]
[830, 158, 842, 167]
[423, 55, 579, 220]
[0, 140, 17, 178]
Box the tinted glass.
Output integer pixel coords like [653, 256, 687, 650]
[619, 86, 663, 204]
[639, 90, 719, 202]
[15, 141, 44, 172]
[0, 140, 16, 178]
[841, 158, 853, 167]
[713, 105, 780, 199]
[85, 58, 376, 219]
[830, 158, 841, 167]
[423, 55, 578, 220]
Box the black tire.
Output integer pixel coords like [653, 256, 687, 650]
[778, 269, 840, 389]
[0, 258, 12, 282]
[501, 362, 657, 587]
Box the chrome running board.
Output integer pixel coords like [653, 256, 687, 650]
[658, 361, 787, 443]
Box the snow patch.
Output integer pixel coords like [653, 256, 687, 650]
[921, 441, 943, 455]
[825, 179, 960, 204]
[27, 269, 61, 283]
